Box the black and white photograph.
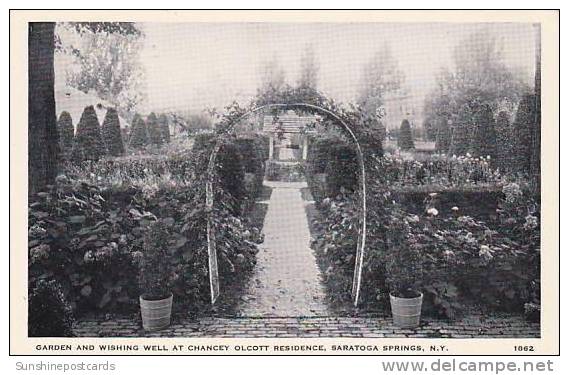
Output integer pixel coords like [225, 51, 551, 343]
[11, 10, 559, 356]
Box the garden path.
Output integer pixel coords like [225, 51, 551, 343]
[238, 180, 329, 317]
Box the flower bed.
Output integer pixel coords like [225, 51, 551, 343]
[308, 181, 540, 320]
[28, 138, 265, 330]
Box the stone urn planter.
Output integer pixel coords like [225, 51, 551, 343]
[389, 291, 423, 328]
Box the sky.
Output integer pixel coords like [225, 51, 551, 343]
[138, 22, 538, 115]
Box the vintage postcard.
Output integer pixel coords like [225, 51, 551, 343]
[10, 10, 559, 355]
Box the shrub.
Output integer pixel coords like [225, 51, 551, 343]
[384, 208, 423, 298]
[435, 117, 451, 153]
[101, 108, 125, 156]
[129, 114, 148, 149]
[513, 94, 537, 175]
[28, 278, 74, 337]
[495, 111, 514, 172]
[234, 137, 265, 200]
[472, 104, 496, 160]
[138, 220, 173, 300]
[306, 135, 359, 201]
[191, 134, 246, 215]
[158, 114, 171, 143]
[57, 111, 74, 160]
[147, 112, 163, 146]
[71, 105, 105, 162]
[324, 143, 358, 197]
[398, 119, 415, 151]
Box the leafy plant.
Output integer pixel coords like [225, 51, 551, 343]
[138, 220, 173, 300]
[101, 108, 125, 156]
[71, 105, 105, 162]
[28, 278, 74, 337]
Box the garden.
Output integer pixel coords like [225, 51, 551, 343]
[26, 22, 542, 338]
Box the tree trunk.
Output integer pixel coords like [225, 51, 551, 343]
[28, 22, 59, 194]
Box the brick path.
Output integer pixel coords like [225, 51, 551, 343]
[239, 180, 329, 317]
[73, 314, 539, 338]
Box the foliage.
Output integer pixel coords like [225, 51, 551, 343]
[138, 220, 174, 300]
[425, 29, 527, 158]
[357, 44, 404, 113]
[57, 111, 74, 161]
[376, 153, 504, 188]
[495, 111, 514, 172]
[384, 207, 424, 298]
[512, 93, 538, 176]
[146, 112, 163, 146]
[398, 119, 415, 150]
[29, 143, 261, 316]
[28, 278, 75, 337]
[56, 22, 145, 116]
[265, 160, 305, 182]
[158, 113, 171, 143]
[71, 105, 105, 162]
[101, 108, 125, 156]
[129, 114, 148, 149]
[309, 173, 539, 319]
[305, 135, 359, 201]
[472, 104, 497, 159]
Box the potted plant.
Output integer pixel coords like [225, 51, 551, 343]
[384, 211, 424, 328]
[138, 220, 174, 331]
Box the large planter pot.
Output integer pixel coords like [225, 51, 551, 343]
[139, 293, 173, 331]
[389, 292, 423, 328]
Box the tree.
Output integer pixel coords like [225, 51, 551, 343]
[71, 105, 105, 162]
[397, 119, 415, 151]
[512, 93, 537, 175]
[357, 44, 404, 143]
[56, 111, 74, 160]
[101, 108, 125, 156]
[29, 22, 141, 192]
[146, 112, 163, 146]
[295, 45, 322, 108]
[29, 22, 59, 194]
[427, 29, 526, 156]
[129, 114, 148, 149]
[256, 56, 286, 106]
[57, 22, 145, 116]
[158, 114, 171, 143]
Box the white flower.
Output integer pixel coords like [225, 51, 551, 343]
[451, 206, 459, 211]
[479, 245, 493, 261]
[427, 207, 439, 216]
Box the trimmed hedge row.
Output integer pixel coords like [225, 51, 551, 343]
[305, 135, 359, 202]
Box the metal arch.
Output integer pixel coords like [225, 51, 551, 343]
[205, 103, 367, 307]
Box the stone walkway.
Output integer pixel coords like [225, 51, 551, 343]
[239, 180, 329, 317]
[73, 314, 540, 338]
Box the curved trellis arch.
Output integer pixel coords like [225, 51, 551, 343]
[206, 103, 367, 307]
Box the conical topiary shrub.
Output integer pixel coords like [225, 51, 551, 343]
[513, 93, 537, 175]
[101, 108, 125, 156]
[71, 105, 105, 162]
[397, 119, 415, 151]
[147, 112, 163, 146]
[435, 117, 451, 153]
[129, 114, 148, 149]
[158, 114, 171, 143]
[472, 104, 496, 160]
[495, 111, 513, 171]
[57, 111, 74, 160]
